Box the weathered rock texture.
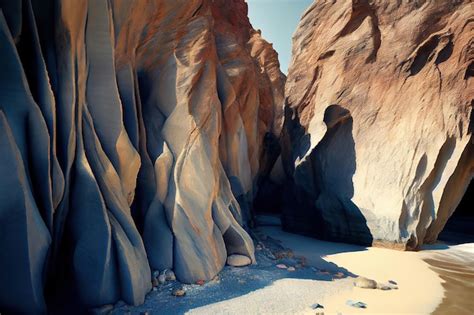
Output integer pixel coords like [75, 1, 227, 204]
[0, 0, 285, 312]
[282, 0, 473, 249]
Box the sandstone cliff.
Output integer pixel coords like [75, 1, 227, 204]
[282, 0, 473, 249]
[0, 0, 285, 312]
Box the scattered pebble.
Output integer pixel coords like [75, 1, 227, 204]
[389, 280, 398, 285]
[151, 278, 159, 287]
[227, 254, 252, 267]
[196, 279, 205, 286]
[276, 264, 288, 269]
[346, 300, 367, 308]
[378, 282, 398, 290]
[140, 311, 150, 315]
[311, 303, 324, 309]
[172, 288, 186, 297]
[152, 270, 160, 279]
[354, 276, 377, 289]
[377, 284, 392, 290]
[152, 287, 157, 291]
[295, 263, 302, 269]
[164, 269, 176, 281]
[158, 274, 166, 284]
[287, 266, 296, 272]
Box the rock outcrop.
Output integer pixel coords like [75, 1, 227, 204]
[0, 0, 285, 312]
[281, 0, 473, 249]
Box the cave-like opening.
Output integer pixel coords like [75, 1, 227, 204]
[438, 180, 474, 244]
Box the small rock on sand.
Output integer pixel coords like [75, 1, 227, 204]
[164, 269, 176, 281]
[346, 300, 367, 308]
[158, 274, 166, 284]
[287, 266, 296, 271]
[389, 280, 398, 285]
[377, 283, 391, 290]
[276, 264, 288, 269]
[227, 254, 251, 267]
[377, 282, 398, 290]
[196, 279, 205, 286]
[172, 288, 186, 297]
[311, 303, 324, 309]
[354, 276, 377, 289]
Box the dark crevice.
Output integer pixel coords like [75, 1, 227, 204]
[465, 62, 474, 80]
[409, 35, 440, 75]
[435, 39, 453, 65]
[191, 2, 203, 17]
[438, 180, 474, 244]
[318, 50, 335, 60]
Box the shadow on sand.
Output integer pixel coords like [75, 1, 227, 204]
[114, 215, 368, 315]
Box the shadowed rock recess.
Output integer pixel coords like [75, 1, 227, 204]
[280, 0, 473, 249]
[0, 0, 285, 312]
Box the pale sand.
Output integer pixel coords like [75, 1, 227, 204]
[189, 226, 444, 314]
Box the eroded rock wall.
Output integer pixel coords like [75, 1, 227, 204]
[282, 0, 473, 249]
[0, 0, 285, 312]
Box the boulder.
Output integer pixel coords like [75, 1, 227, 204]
[226, 254, 252, 267]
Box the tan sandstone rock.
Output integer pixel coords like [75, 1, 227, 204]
[0, 0, 285, 312]
[281, 0, 473, 249]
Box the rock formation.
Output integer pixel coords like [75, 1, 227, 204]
[0, 0, 285, 312]
[281, 0, 473, 249]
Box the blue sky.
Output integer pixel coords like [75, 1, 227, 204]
[247, 0, 313, 74]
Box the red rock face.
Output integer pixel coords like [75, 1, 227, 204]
[281, 0, 473, 249]
[0, 0, 285, 312]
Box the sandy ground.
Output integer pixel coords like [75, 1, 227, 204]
[115, 216, 474, 315]
[189, 225, 444, 315]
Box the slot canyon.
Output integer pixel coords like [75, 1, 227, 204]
[0, 0, 472, 313]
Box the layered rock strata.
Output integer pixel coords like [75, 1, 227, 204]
[281, 0, 473, 249]
[0, 0, 285, 312]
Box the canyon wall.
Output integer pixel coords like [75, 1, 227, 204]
[281, 0, 473, 249]
[0, 0, 285, 312]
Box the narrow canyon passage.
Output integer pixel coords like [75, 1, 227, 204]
[0, 0, 473, 314]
